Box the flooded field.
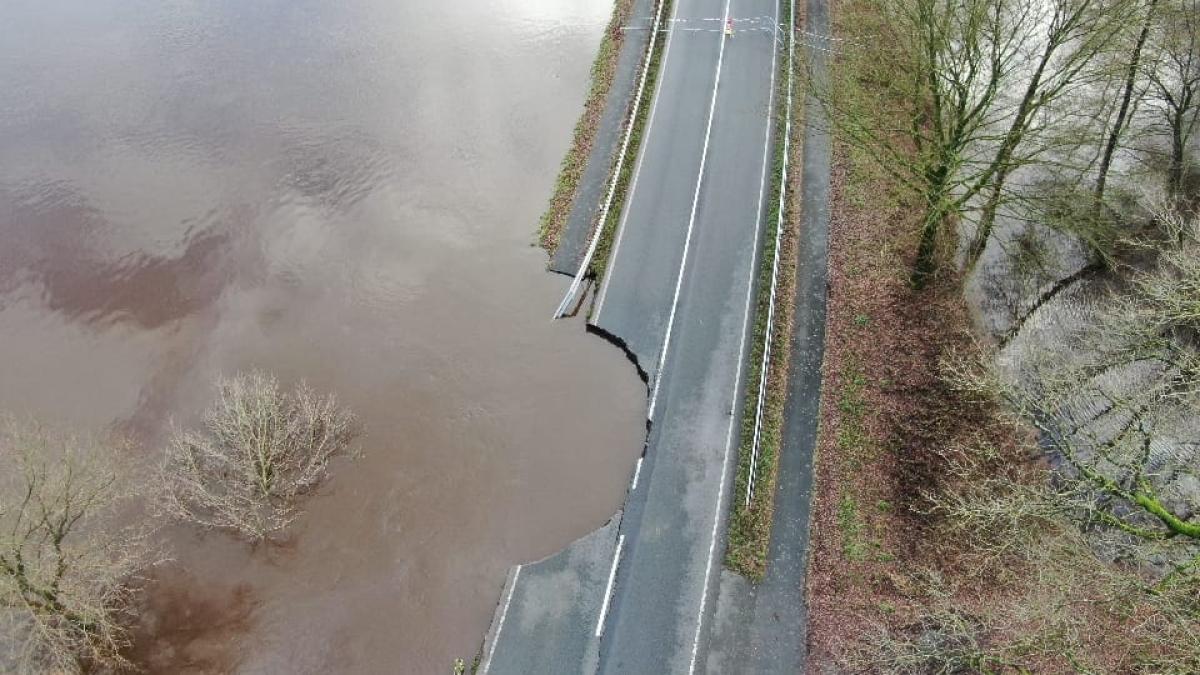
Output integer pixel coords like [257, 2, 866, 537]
[0, 0, 645, 671]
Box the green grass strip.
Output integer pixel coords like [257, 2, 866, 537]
[725, 0, 800, 581]
[538, 0, 638, 254]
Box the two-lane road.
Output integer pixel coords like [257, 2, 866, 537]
[592, 0, 727, 380]
[593, 0, 780, 671]
[478, 1, 783, 671]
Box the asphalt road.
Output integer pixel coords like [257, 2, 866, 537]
[479, 516, 622, 675]
[591, 0, 725, 379]
[480, 1, 783, 671]
[593, 0, 781, 671]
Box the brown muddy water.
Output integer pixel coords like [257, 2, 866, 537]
[0, 0, 645, 671]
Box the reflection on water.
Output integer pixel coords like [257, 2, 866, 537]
[0, 0, 645, 670]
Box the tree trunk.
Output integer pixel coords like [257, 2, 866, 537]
[1169, 113, 1186, 199]
[1095, 0, 1157, 208]
[971, 157, 1014, 266]
[912, 166, 952, 288]
[966, 0, 1107, 271]
[968, 48, 1054, 270]
[912, 210, 944, 288]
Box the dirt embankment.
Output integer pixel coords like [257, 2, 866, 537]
[804, 145, 1027, 669]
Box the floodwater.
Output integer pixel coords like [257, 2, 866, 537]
[0, 0, 646, 671]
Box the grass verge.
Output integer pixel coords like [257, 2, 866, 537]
[537, 0, 638, 254]
[804, 0, 1200, 670]
[584, 0, 673, 285]
[724, 1, 800, 580]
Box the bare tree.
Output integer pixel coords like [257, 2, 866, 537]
[0, 417, 151, 673]
[828, 0, 1027, 286]
[827, 0, 1135, 286]
[1145, 0, 1200, 200]
[967, 208, 1200, 572]
[1094, 0, 1159, 208]
[159, 371, 358, 542]
[969, 0, 1135, 268]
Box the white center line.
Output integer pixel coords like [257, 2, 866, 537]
[479, 565, 521, 675]
[630, 456, 644, 492]
[647, 0, 735, 422]
[687, 0, 783, 672]
[595, 534, 627, 638]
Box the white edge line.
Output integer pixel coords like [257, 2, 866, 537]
[480, 565, 521, 675]
[594, 534, 626, 637]
[631, 456, 644, 492]
[746, 0, 798, 508]
[687, 0, 786, 671]
[594, 0, 683, 319]
[554, 0, 672, 320]
[647, 0, 734, 422]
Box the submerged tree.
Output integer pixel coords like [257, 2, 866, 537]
[828, 0, 1027, 286]
[159, 371, 358, 542]
[962, 208, 1200, 575]
[1094, 0, 1160, 209]
[968, 0, 1135, 267]
[0, 418, 151, 673]
[1146, 0, 1200, 201]
[827, 0, 1137, 286]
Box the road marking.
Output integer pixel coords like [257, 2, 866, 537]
[687, 0, 783, 671]
[646, 0, 733, 422]
[480, 565, 521, 675]
[554, 0, 672, 319]
[630, 456, 644, 492]
[594, 0, 683, 319]
[595, 534, 626, 637]
[746, 4, 797, 508]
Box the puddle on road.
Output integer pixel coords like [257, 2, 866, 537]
[0, 0, 645, 670]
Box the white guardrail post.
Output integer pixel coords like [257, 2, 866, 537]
[553, 0, 670, 320]
[746, 0, 797, 508]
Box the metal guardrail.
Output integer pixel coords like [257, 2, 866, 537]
[746, 0, 798, 509]
[552, 0, 670, 320]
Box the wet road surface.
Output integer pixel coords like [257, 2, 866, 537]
[594, 2, 780, 671]
[480, 0, 783, 671]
